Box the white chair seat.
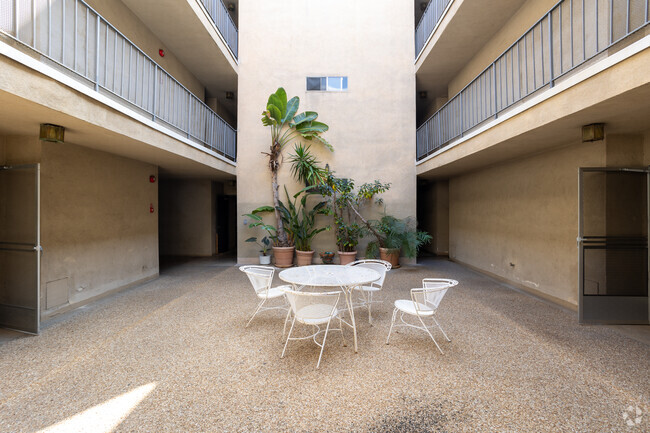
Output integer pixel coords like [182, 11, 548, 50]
[394, 299, 434, 316]
[296, 304, 339, 325]
[352, 284, 381, 292]
[258, 285, 291, 299]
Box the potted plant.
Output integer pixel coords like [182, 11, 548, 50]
[245, 236, 272, 264]
[277, 187, 330, 266]
[365, 215, 432, 268]
[320, 175, 390, 265]
[260, 87, 332, 263]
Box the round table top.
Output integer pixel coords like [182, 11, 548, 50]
[278, 265, 380, 288]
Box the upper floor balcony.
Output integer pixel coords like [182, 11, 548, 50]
[0, 0, 236, 162]
[416, 0, 650, 168]
[119, 0, 238, 120]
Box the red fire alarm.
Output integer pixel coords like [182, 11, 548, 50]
[150, 204, 155, 213]
[150, 175, 156, 183]
[158, 49, 165, 57]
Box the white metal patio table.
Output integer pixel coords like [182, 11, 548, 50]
[278, 265, 380, 353]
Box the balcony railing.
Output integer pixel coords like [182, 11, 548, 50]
[199, 0, 238, 58]
[416, 0, 650, 161]
[415, 0, 453, 58]
[0, 0, 236, 161]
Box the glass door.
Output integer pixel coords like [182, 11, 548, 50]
[0, 164, 41, 334]
[578, 168, 649, 324]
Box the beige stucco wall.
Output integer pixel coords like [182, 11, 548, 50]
[236, 0, 417, 263]
[449, 140, 607, 306]
[86, 0, 205, 98]
[0, 138, 160, 318]
[159, 178, 215, 257]
[447, 130, 649, 307]
[40, 140, 158, 315]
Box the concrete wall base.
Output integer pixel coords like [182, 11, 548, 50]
[41, 273, 159, 322]
[451, 257, 578, 313]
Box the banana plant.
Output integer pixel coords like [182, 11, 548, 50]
[261, 88, 332, 246]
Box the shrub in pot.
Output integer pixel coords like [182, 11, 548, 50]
[278, 187, 330, 266]
[319, 175, 390, 265]
[365, 215, 432, 268]
[245, 236, 272, 265]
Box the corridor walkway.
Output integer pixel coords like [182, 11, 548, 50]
[0, 259, 648, 432]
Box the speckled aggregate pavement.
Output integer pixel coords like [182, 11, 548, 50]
[0, 259, 648, 432]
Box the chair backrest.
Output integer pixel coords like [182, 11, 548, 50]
[347, 259, 391, 287]
[418, 278, 458, 309]
[239, 265, 274, 295]
[281, 287, 341, 321]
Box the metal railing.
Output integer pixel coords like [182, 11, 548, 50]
[416, 0, 650, 160]
[199, 0, 238, 58]
[0, 0, 237, 161]
[415, 0, 453, 58]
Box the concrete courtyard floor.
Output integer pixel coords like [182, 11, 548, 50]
[0, 258, 649, 432]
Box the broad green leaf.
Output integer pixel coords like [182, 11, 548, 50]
[282, 97, 300, 124]
[267, 88, 287, 116]
[251, 206, 275, 214]
[245, 237, 257, 242]
[267, 104, 282, 123]
[290, 111, 318, 127]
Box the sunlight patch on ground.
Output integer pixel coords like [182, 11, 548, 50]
[37, 383, 157, 433]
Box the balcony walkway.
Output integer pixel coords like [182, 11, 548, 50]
[0, 259, 648, 431]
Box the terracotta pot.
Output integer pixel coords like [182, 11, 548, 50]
[273, 246, 295, 268]
[337, 251, 357, 265]
[295, 250, 314, 266]
[379, 247, 400, 268]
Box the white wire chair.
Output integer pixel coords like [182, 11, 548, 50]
[386, 278, 458, 354]
[239, 265, 290, 327]
[281, 287, 345, 369]
[345, 259, 392, 324]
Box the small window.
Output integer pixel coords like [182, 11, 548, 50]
[306, 76, 348, 91]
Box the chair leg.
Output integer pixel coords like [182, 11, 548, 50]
[281, 316, 297, 359]
[316, 318, 332, 369]
[385, 307, 398, 344]
[432, 315, 450, 342]
[246, 298, 266, 327]
[417, 314, 444, 354]
[282, 308, 292, 341]
[367, 291, 373, 325]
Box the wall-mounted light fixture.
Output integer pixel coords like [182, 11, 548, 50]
[225, 91, 234, 100]
[150, 175, 156, 183]
[39, 123, 65, 143]
[582, 123, 605, 142]
[419, 91, 427, 99]
[158, 49, 165, 57]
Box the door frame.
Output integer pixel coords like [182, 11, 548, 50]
[578, 167, 650, 324]
[0, 163, 41, 334]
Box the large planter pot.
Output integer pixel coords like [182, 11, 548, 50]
[295, 250, 314, 267]
[379, 247, 400, 268]
[337, 251, 357, 265]
[259, 255, 271, 265]
[273, 246, 295, 268]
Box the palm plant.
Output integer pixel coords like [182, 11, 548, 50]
[365, 215, 432, 259]
[261, 88, 332, 246]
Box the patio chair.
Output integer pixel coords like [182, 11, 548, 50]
[239, 265, 290, 327]
[386, 278, 458, 354]
[281, 287, 345, 369]
[345, 259, 392, 324]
